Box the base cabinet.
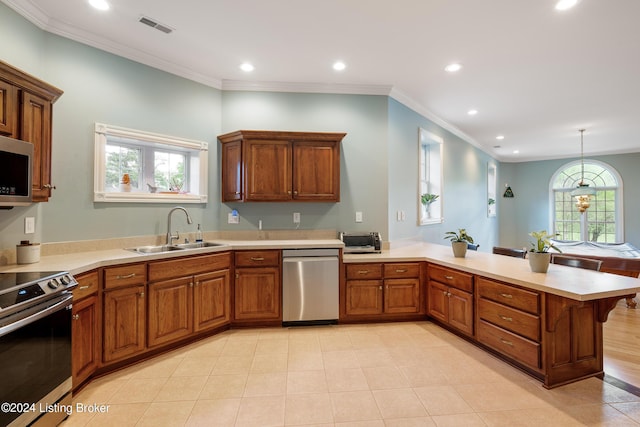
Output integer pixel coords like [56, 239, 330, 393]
[194, 270, 231, 332]
[427, 265, 474, 336]
[233, 250, 282, 323]
[343, 262, 422, 320]
[71, 270, 100, 389]
[147, 277, 193, 348]
[102, 285, 146, 363]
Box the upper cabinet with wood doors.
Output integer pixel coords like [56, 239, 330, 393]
[218, 130, 345, 202]
[0, 60, 63, 202]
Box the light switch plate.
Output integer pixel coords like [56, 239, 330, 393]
[293, 212, 300, 224]
[25, 217, 35, 234]
[355, 211, 363, 223]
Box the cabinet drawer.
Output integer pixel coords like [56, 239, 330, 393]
[477, 320, 540, 370]
[478, 298, 540, 341]
[149, 252, 232, 282]
[104, 263, 146, 289]
[383, 263, 420, 278]
[346, 263, 383, 280]
[477, 277, 540, 315]
[428, 265, 473, 293]
[73, 270, 99, 300]
[235, 250, 280, 267]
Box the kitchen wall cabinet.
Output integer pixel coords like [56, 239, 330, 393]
[0, 60, 63, 202]
[343, 262, 423, 321]
[233, 250, 281, 325]
[102, 264, 147, 363]
[147, 252, 231, 347]
[71, 270, 99, 389]
[427, 264, 474, 336]
[218, 130, 345, 202]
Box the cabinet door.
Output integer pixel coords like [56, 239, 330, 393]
[345, 280, 383, 316]
[103, 285, 146, 363]
[221, 140, 242, 201]
[194, 269, 230, 332]
[0, 79, 17, 137]
[292, 140, 339, 201]
[72, 295, 99, 388]
[234, 267, 281, 320]
[384, 278, 420, 314]
[244, 140, 292, 201]
[21, 91, 53, 202]
[427, 281, 449, 323]
[448, 287, 474, 336]
[148, 277, 193, 347]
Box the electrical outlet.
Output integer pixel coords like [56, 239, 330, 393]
[25, 217, 35, 234]
[228, 212, 239, 224]
[396, 211, 402, 221]
[355, 211, 363, 223]
[293, 212, 300, 224]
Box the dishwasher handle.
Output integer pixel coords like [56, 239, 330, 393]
[283, 256, 339, 263]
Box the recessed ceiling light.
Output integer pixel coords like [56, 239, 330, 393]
[444, 63, 462, 73]
[496, 135, 505, 140]
[333, 61, 346, 71]
[513, 150, 520, 154]
[240, 63, 254, 72]
[88, 0, 110, 11]
[467, 109, 478, 116]
[555, 0, 579, 11]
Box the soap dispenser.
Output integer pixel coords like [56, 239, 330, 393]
[195, 224, 203, 242]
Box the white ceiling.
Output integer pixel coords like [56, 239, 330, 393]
[4, 0, 640, 162]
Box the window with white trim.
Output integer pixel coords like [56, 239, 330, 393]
[418, 129, 443, 225]
[551, 160, 623, 242]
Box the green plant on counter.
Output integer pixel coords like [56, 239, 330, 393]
[529, 230, 562, 253]
[421, 193, 439, 206]
[444, 228, 474, 243]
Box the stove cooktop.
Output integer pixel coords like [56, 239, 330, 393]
[0, 271, 77, 317]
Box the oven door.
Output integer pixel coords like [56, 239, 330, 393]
[0, 293, 73, 427]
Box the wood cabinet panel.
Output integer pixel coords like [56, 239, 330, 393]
[383, 263, 420, 279]
[428, 265, 473, 293]
[477, 319, 541, 370]
[346, 280, 383, 315]
[235, 250, 280, 267]
[148, 277, 193, 347]
[104, 263, 146, 289]
[292, 141, 339, 201]
[477, 277, 540, 315]
[427, 280, 448, 324]
[346, 263, 383, 280]
[234, 267, 281, 321]
[245, 139, 292, 201]
[478, 298, 540, 341]
[194, 269, 230, 332]
[21, 91, 52, 202]
[148, 252, 231, 282]
[72, 294, 99, 388]
[448, 287, 474, 336]
[0, 79, 17, 137]
[103, 285, 146, 363]
[384, 278, 420, 314]
[221, 140, 242, 201]
[73, 270, 99, 301]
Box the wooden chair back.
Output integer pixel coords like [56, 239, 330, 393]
[492, 246, 527, 259]
[551, 255, 603, 271]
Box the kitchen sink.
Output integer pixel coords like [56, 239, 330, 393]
[126, 241, 227, 254]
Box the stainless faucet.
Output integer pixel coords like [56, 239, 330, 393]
[166, 206, 193, 245]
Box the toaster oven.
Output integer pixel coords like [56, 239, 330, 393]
[339, 232, 382, 253]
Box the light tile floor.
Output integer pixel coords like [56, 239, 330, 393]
[62, 322, 640, 426]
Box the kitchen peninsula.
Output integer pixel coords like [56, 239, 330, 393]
[2, 239, 638, 390]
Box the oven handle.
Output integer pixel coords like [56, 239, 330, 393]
[0, 294, 73, 337]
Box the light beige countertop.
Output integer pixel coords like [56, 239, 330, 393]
[344, 242, 640, 302]
[0, 239, 344, 275]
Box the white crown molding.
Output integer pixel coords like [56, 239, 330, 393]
[2, 0, 50, 28]
[221, 80, 393, 96]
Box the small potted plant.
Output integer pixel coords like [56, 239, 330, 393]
[444, 228, 474, 258]
[421, 193, 439, 218]
[528, 230, 562, 273]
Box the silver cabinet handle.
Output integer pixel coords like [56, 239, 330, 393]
[78, 285, 90, 290]
[499, 315, 513, 322]
[500, 293, 513, 299]
[395, 269, 407, 273]
[500, 338, 514, 347]
[250, 257, 264, 261]
[116, 273, 136, 280]
[444, 275, 454, 280]
[43, 184, 57, 189]
[358, 270, 369, 275]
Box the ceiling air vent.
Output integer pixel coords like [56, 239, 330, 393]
[138, 15, 173, 34]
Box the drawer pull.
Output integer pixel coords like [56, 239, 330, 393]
[250, 257, 265, 261]
[499, 338, 514, 347]
[444, 275, 454, 280]
[78, 285, 90, 290]
[72, 314, 80, 321]
[190, 282, 194, 287]
[379, 285, 382, 290]
[116, 273, 136, 280]
[500, 293, 513, 299]
[139, 292, 145, 298]
[358, 270, 370, 274]
[499, 315, 513, 322]
[395, 269, 408, 273]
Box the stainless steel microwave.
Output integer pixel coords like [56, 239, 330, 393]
[0, 135, 33, 207]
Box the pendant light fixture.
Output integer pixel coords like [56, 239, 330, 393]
[570, 129, 596, 213]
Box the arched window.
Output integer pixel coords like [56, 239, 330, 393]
[550, 160, 623, 242]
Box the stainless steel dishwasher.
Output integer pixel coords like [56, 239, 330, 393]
[282, 248, 339, 325]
